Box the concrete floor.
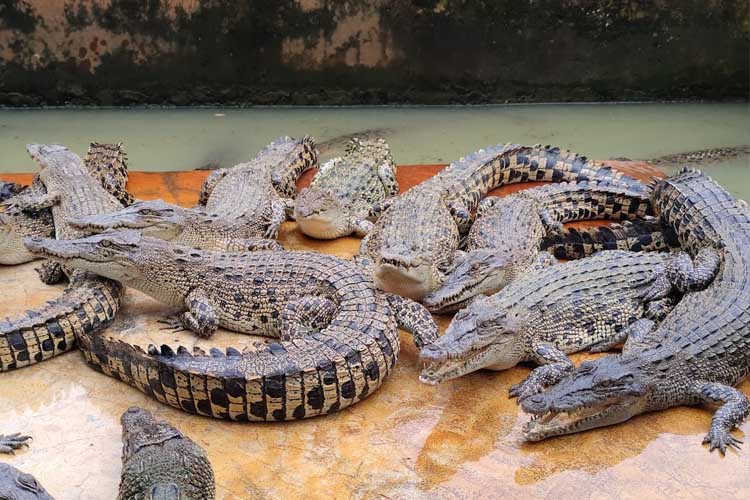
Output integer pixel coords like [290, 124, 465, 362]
[1, 164, 749, 499]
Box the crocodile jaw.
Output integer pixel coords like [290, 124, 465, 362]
[295, 212, 350, 239]
[373, 261, 438, 301]
[419, 343, 519, 384]
[522, 400, 643, 441]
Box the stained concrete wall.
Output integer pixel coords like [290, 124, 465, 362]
[1, 0, 748, 106]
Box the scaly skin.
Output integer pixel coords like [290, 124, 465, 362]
[0, 433, 32, 454]
[118, 407, 215, 500]
[0, 463, 53, 500]
[295, 138, 398, 239]
[0, 144, 124, 372]
[361, 144, 645, 301]
[69, 137, 317, 251]
[0, 181, 24, 202]
[419, 249, 718, 391]
[25, 231, 438, 419]
[521, 168, 750, 454]
[423, 179, 652, 313]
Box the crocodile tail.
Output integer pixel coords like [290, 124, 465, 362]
[271, 135, 319, 198]
[84, 142, 135, 207]
[0, 277, 121, 372]
[539, 218, 678, 260]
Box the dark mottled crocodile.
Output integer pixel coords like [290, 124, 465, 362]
[0, 433, 31, 454]
[419, 249, 718, 391]
[294, 138, 398, 239]
[0, 463, 53, 500]
[25, 230, 438, 419]
[643, 145, 750, 166]
[540, 218, 679, 260]
[0, 181, 24, 202]
[0, 144, 124, 372]
[359, 144, 644, 301]
[68, 136, 318, 251]
[522, 168, 750, 454]
[119, 407, 215, 500]
[423, 179, 653, 313]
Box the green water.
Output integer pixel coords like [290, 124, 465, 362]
[1, 103, 748, 196]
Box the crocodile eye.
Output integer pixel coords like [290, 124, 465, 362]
[599, 379, 612, 388]
[100, 240, 111, 247]
[141, 209, 153, 215]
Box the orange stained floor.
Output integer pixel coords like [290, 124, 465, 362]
[0, 162, 748, 500]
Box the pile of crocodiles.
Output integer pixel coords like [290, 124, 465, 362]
[1, 137, 748, 496]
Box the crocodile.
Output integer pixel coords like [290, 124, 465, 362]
[67, 136, 318, 251]
[423, 179, 654, 313]
[0, 144, 125, 372]
[0, 463, 53, 500]
[521, 168, 750, 454]
[359, 144, 645, 301]
[0, 181, 24, 202]
[24, 230, 438, 419]
[294, 138, 398, 239]
[618, 145, 750, 167]
[119, 406, 215, 500]
[419, 249, 719, 392]
[0, 433, 31, 454]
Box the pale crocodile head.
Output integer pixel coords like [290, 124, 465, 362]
[423, 249, 515, 313]
[67, 199, 189, 240]
[121, 406, 183, 460]
[373, 248, 447, 301]
[419, 296, 526, 384]
[0, 463, 53, 500]
[26, 143, 87, 179]
[294, 187, 351, 239]
[521, 356, 650, 441]
[0, 207, 54, 265]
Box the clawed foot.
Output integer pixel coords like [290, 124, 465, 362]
[0, 433, 32, 454]
[158, 315, 186, 332]
[509, 364, 570, 402]
[509, 378, 545, 402]
[703, 428, 743, 455]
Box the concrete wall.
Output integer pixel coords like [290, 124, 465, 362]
[1, 0, 747, 106]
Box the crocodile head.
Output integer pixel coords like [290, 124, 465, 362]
[419, 297, 526, 384]
[67, 199, 189, 240]
[373, 247, 448, 301]
[521, 356, 649, 441]
[26, 143, 86, 179]
[121, 406, 183, 461]
[0, 207, 54, 265]
[294, 187, 351, 239]
[423, 249, 514, 313]
[0, 463, 53, 500]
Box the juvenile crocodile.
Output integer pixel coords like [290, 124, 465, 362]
[119, 406, 215, 500]
[0, 144, 124, 372]
[638, 145, 750, 167]
[68, 136, 317, 251]
[420, 249, 718, 392]
[0, 181, 24, 202]
[359, 144, 644, 301]
[423, 180, 653, 313]
[25, 230, 438, 419]
[295, 138, 398, 239]
[0, 433, 31, 454]
[521, 168, 750, 454]
[0, 463, 53, 500]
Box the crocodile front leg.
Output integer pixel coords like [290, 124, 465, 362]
[693, 382, 750, 454]
[265, 199, 287, 239]
[0, 433, 31, 454]
[280, 296, 337, 340]
[509, 343, 574, 401]
[160, 289, 218, 338]
[385, 293, 438, 348]
[35, 261, 66, 284]
[6, 191, 61, 211]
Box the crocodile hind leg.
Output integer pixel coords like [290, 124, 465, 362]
[693, 382, 750, 454]
[6, 191, 60, 211]
[589, 317, 656, 354]
[35, 261, 66, 284]
[0, 433, 31, 454]
[159, 289, 218, 338]
[509, 343, 574, 401]
[667, 247, 721, 293]
[280, 296, 337, 340]
[385, 294, 438, 348]
[621, 318, 658, 354]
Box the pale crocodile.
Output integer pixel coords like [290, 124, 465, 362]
[423, 179, 653, 313]
[68, 136, 317, 251]
[295, 138, 398, 239]
[420, 249, 719, 391]
[0, 463, 53, 500]
[521, 168, 750, 454]
[0, 144, 125, 372]
[0, 433, 31, 454]
[24, 230, 438, 419]
[119, 406, 215, 500]
[359, 144, 645, 301]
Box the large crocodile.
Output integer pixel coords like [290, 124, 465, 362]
[119, 406, 215, 500]
[521, 168, 750, 454]
[359, 144, 644, 301]
[24, 230, 438, 419]
[419, 249, 719, 396]
[68, 136, 317, 251]
[294, 138, 398, 239]
[0, 463, 53, 500]
[0, 144, 125, 372]
[423, 180, 653, 313]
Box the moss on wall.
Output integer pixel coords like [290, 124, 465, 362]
[0, 0, 747, 106]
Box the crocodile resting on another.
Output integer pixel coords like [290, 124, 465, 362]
[25, 230, 438, 419]
[69, 136, 317, 251]
[420, 249, 719, 396]
[423, 179, 654, 313]
[521, 168, 750, 454]
[0, 463, 53, 500]
[0, 144, 126, 372]
[119, 406, 215, 500]
[295, 137, 398, 239]
[359, 144, 644, 301]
